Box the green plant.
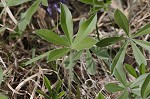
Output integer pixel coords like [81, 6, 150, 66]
[36, 76, 65, 99]
[25, 3, 97, 74]
[25, 3, 97, 98]
[105, 63, 150, 98]
[103, 9, 150, 98]
[22, 1, 150, 98]
[97, 9, 150, 73]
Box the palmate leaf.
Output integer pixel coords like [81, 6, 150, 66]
[72, 37, 97, 50]
[105, 83, 124, 93]
[141, 74, 150, 98]
[60, 4, 73, 44]
[132, 23, 150, 38]
[47, 48, 70, 62]
[96, 36, 125, 47]
[73, 14, 97, 47]
[36, 29, 69, 47]
[111, 41, 128, 73]
[114, 9, 129, 36]
[131, 41, 147, 66]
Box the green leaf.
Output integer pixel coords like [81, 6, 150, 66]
[18, 0, 40, 32]
[0, 95, 8, 99]
[44, 76, 53, 96]
[141, 74, 150, 98]
[60, 4, 73, 44]
[133, 39, 150, 52]
[73, 14, 97, 46]
[36, 90, 51, 99]
[36, 29, 69, 47]
[105, 83, 124, 92]
[114, 68, 127, 87]
[96, 37, 125, 47]
[7, 0, 31, 6]
[0, 66, 3, 85]
[47, 48, 70, 62]
[125, 64, 138, 78]
[131, 41, 147, 66]
[118, 91, 128, 99]
[86, 50, 97, 75]
[72, 37, 97, 50]
[111, 41, 128, 73]
[114, 9, 129, 36]
[96, 92, 105, 99]
[130, 73, 149, 88]
[139, 63, 146, 75]
[25, 51, 50, 66]
[132, 23, 150, 38]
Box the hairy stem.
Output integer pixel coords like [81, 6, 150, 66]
[68, 50, 73, 98]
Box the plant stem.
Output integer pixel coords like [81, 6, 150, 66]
[68, 50, 73, 99]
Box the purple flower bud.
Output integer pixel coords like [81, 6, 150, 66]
[41, 0, 67, 17]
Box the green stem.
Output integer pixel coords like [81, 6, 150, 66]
[68, 49, 73, 98]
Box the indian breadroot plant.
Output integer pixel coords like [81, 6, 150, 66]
[25, 3, 98, 98]
[102, 9, 150, 99]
